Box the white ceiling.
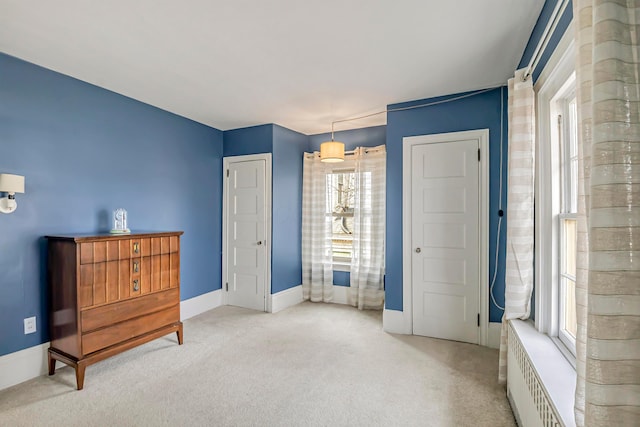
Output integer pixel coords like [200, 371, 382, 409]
[0, 0, 544, 135]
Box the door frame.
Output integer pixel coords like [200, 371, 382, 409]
[402, 129, 489, 345]
[222, 153, 272, 311]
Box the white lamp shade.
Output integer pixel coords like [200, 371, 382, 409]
[0, 174, 25, 194]
[320, 141, 345, 163]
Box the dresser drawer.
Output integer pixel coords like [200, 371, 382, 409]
[81, 287, 179, 333]
[82, 304, 180, 355]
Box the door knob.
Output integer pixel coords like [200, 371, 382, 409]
[257, 241, 263, 245]
[415, 247, 421, 253]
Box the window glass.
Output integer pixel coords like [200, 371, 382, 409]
[327, 171, 355, 262]
[558, 92, 578, 349]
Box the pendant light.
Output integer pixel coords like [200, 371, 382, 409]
[320, 123, 345, 162]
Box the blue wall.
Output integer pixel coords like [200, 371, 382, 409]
[271, 125, 308, 293]
[222, 124, 309, 294]
[0, 0, 573, 358]
[518, 0, 573, 82]
[385, 88, 509, 322]
[0, 53, 223, 357]
[517, 0, 573, 320]
[382, 0, 574, 320]
[309, 125, 387, 287]
[223, 124, 273, 157]
[309, 125, 386, 152]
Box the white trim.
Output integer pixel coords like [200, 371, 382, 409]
[268, 285, 303, 313]
[479, 130, 489, 347]
[488, 322, 502, 349]
[332, 262, 351, 272]
[180, 289, 223, 321]
[524, 0, 570, 80]
[510, 320, 577, 427]
[0, 343, 50, 391]
[332, 285, 349, 305]
[222, 153, 272, 312]
[534, 33, 575, 335]
[534, 22, 575, 93]
[0, 290, 225, 391]
[295, 285, 351, 308]
[402, 129, 490, 346]
[382, 308, 412, 334]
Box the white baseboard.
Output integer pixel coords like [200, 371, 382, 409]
[488, 321, 502, 349]
[332, 285, 349, 305]
[268, 285, 303, 313]
[383, 308, 411, 334]
[180, 289, 223, 321]
[0, 342, 50, 391]
[0, 290, 223, 392]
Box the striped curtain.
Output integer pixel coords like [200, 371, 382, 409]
[349, 145, 386, 310]
[302, 153, 333, 302]
[574, 1, 640, 425]
[498, 68, 536, 384]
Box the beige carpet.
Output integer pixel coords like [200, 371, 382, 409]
[0, 302, 515, 426]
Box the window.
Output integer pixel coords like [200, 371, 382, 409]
[326, 168, 377, 270]
[302, 146, 385, 301]
[535, 35, 578, 360]
[537, 67, 578, 357]
[327, 170, 355, 265]
[557, 94, 578, 352]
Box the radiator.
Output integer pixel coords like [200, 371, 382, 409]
[507, 322, 562, 427]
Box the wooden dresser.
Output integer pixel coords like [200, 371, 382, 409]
[46, 231, 184, 390]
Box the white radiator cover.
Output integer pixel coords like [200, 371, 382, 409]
[507, 322, 563, 427]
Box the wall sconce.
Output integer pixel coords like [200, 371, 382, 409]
[0, 174, 25, 214]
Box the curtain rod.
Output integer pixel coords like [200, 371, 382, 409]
[304, 145, 386, 159]
[522, 0, 569, 81]
[344, 145, 386, 155]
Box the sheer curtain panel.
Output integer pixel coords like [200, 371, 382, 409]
[302, 153, 333, 302]
[498, 68, 536, 384]
[574, 1, 640, 425]
[349, 146, 386, 309]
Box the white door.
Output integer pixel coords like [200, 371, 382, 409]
[224, 156, 269, 311]
[411, 138, 480, 344]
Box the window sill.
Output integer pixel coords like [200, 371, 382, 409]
[550, 336, 576, 369]
[510, 319, 576, 427]
[332, 263, 351, 272]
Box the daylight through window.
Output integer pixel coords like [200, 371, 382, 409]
[327, 171, 355, 264]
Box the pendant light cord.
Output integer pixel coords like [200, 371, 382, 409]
[490, 87, 505, 311]
[329, 86, 497, 131]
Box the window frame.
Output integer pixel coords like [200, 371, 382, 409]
[558, 212, 577, 353]
[556, 91, 578, 354]
[326, 168, 356, 271]
[534, 35, 577, 363]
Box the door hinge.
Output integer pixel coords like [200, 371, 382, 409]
[478, 148, 481, 162]
[477, 313, 480, 327]
[226, 169, 229, 178]
[225, 282, 228, 291]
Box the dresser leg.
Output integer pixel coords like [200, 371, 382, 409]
[48, 352, 56, 375]
[75, 364, 86, 390]
[176, 323, 184, 345]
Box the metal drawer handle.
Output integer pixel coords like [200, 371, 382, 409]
[133, 279, 140, 292]
[415, 247, 421, 253]
[133, 242, 140, 254]
[257, 240, 263, 245]
[133, 261, 139, 273]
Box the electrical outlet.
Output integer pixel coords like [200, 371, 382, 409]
[24, 316, 36, 334]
